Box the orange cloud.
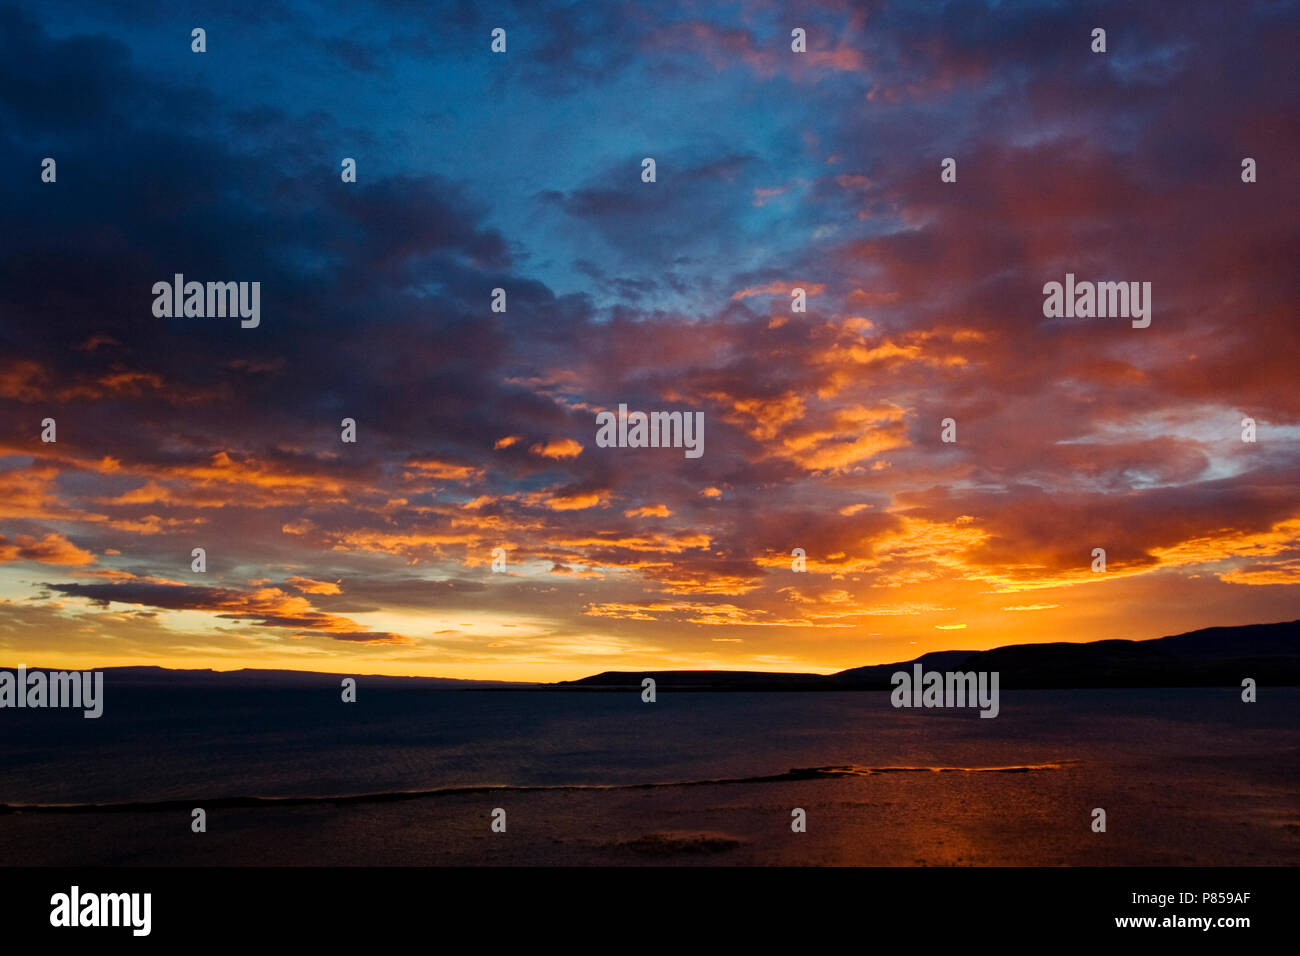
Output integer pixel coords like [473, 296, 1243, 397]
[403, 459, 482, 481]
[535, 489, 608, 511]
[731, 281, 826, 300]
[530, 438, 584, 459]
[625, 504, 671, 518]
[286, 576, 342, 595]
[0, 532, 95, 566]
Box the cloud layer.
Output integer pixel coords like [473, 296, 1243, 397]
[1, 1, 1297, 679]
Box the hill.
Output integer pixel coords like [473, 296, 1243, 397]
[556, 620, 1300, 690]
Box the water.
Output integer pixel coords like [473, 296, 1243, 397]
[1, 688, 1295, 865]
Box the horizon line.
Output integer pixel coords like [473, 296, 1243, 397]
[4, 617, 1294, 685]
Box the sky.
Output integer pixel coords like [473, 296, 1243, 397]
[0, 0, 1297, 681]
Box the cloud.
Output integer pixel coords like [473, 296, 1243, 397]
[45, 580, 410, 644]
[0, 533, 96, 567]
[530, 438, 584, 460]
[286, 576, 343, 595]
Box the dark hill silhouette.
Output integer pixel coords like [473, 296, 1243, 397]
[9, 621, 1295, 691]
[558, 620, 1300, 690]
[0, 666, 527, 689]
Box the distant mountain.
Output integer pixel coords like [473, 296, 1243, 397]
[557, 620, 1300, 690]
[8, 621, 1296, 691]
[554, 669, 827, 690]
[0, 665, 529, 689]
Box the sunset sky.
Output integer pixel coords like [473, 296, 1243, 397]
[1, 0, 1297, 681]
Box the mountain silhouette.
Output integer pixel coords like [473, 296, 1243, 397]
[558, 620, 1300, 690]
